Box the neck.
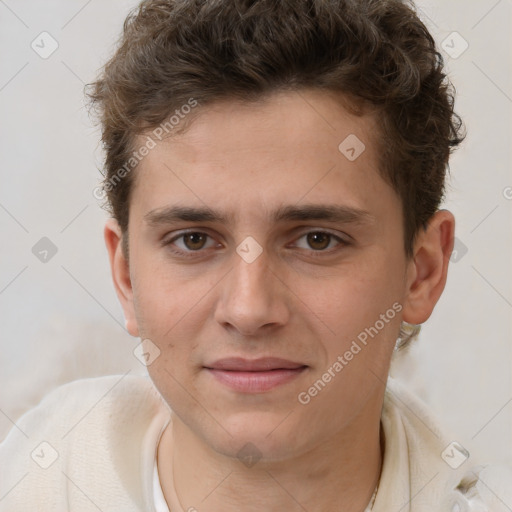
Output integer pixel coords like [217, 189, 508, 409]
[157, 391, 384, 512]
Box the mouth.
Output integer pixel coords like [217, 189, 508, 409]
[204, 357, 308, 393]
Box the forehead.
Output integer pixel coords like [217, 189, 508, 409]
[147, 90, 376, 162]
[130, 89, 391, 222]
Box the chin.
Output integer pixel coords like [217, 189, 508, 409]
[203, 414, 308, 463]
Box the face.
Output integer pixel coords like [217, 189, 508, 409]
[112, 89, 416, 460]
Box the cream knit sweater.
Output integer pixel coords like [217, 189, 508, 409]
[1, 374, 510, 511]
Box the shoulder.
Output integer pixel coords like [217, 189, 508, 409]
[0, 373, 170, 511]
[379, 377, 512, 510]
[1, 373, 163, 442]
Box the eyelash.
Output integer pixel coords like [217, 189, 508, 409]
[163, 229, 350, 259]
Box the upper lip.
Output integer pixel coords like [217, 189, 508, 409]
[205, 357, 307, 371]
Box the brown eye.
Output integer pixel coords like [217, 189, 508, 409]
[306, 232, 332, 250]
[165, 230, 219, 257]
[292, 230, 348, 255]
[183, 232, 208, 250]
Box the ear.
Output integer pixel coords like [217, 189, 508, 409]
[104, 218, 139, 337]
[402, 209, 455, 324]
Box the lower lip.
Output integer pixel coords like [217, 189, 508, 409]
[205, 367, 308, 393]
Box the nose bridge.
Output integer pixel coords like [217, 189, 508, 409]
[233, 248, 271, 298]
[215, 243, 288, 334]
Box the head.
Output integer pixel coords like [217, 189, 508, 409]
[90, 0, 463, 461]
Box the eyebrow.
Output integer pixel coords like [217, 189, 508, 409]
[144, 204, 375, 227]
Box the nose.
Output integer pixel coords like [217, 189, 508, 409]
[214, 246, 290, 337]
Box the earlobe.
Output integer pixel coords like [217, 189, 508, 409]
[104, 218, 140, 337]
[402, 210, 455, 325]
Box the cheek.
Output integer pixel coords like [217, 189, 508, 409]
[293, 257, 404, 374]
[131, 254, 205, 332]
[302, 261, 401, 329]
[130, 260, 215, 369]
[291, 272, 402, 427]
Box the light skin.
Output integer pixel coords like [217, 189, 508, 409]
[104, 89, 455, 512]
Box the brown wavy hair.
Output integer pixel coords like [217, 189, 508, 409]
[88, 0, 465, 349]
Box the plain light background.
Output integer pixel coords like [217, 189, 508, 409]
[1, 0, 511, 469]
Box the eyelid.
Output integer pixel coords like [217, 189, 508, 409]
[291, 227, 351, 241]
[166, 229, 206, 239]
